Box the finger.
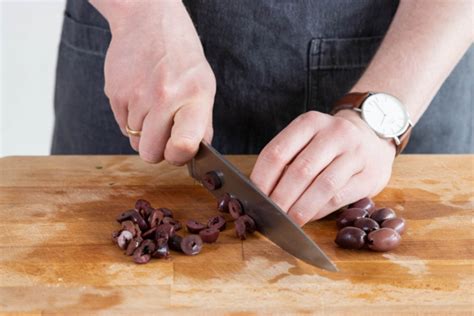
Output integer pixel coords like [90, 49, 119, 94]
[269, 130, 346, 212]
[138, 106, 173, 163]
[109, 97, 128, 137]
[311, 171, 372, 221]
[287, 152, 364, 226]
[164, 103, 211, 165]
[250, 111, 330, 196]
[127, 103, 148, 152]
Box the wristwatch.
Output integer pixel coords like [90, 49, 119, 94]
[330, 92, 413, 156]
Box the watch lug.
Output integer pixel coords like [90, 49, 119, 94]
[353, 108, 362, 113]
[393, 136, 401, 146]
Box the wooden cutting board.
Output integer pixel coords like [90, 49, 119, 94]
[0, 155, 472, 315]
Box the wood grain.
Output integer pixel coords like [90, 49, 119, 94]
[0, 155, 472, 315]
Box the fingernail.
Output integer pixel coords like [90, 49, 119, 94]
[296, 210, 307, 226]
[129, 141, 138, 152]
[289, 210, 307, 227]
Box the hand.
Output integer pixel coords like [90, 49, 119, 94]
[250, 110, 396, 226]
[92, 0, 216, 164]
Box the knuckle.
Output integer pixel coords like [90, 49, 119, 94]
[155, 83, 176, 102]
[269, 192, 288, 211]
[261, 143, 285, 164]
[207, 72, 217, 91]
[298, 111, 320, 123]
[103, 85, 111, 98]
[104, 86, 121, 103]
[132, 86, 147, 102]
[200, 69, 217, 90]
[330, 190, 346, 208]
[108, 98, 118, 110]
[288, 205, 313, 226]
[195, 62, 216, 86]
[187, 73, 217, 99]
[188, 80, 209, 97]
[109, 97, 124, 112]
[293, 157, 315, 178]
[319, 173, 339, 193]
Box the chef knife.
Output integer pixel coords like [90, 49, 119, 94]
[187, 141, 338, 272]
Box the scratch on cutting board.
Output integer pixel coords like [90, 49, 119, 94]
[382, 254, 427, 276]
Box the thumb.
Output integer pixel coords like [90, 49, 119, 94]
[164, 103, 211, 165]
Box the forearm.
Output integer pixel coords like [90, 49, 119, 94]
[350, 0, 473, 124]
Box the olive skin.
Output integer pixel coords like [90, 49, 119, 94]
[125, 236, 143, 256]
[237, 215, 256, 233]
[335, 227, 366, 250]
[235, 215, 257, 240]
[235, 219, 247, 240]
[135, 199, 151, 212]
[370, 208, 396, 224]
[168, 235, 183, 252]
[207, 215, 226, 231]
[199, 228, 220, 243]
[133, 240, 156, 264]
[162, 217, 182, 231]
[336, 208, 368, 229]
[148, 209, 164, 228]
[202, 171, 223, 191]
[186, 220, 207, 234]
[367, 228, 401, 252]
[116, 210, 148, 231]
[382, 217, 406, 235]
[155, 223, 176, 239]
[158, 207, 173, 218]
[152, 238, 170, 259]
[353, 217, 380, 234]
[349, 197, 376, 215]
[217, 193, 231, 213]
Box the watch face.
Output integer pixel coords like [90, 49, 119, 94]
[361, 93, 409, 138]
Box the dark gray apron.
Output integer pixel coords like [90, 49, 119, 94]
[51, 0, 473, 155]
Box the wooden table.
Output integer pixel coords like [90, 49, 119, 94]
[0, 155, 472, 315]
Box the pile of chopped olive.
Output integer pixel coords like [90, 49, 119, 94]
[112, 197, 256, 264]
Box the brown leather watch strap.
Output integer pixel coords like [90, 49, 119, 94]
[396, 128, 412, 156]
[330, 92, 370, 115]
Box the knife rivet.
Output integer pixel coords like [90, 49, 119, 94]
[202, 170, 223, 191]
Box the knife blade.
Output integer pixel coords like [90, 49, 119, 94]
[187, 142, 338, 272]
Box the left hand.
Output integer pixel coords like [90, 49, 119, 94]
[250, 110, 396, 226]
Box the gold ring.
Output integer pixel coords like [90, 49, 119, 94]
[126, 124, 142, 137]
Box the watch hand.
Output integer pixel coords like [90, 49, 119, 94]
[380, 115, 386, 127]
[375, 103, 386, 115]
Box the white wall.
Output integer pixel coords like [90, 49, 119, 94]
[1, 0, 65, 157]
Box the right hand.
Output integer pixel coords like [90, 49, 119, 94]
[91, 0, 216, 165]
